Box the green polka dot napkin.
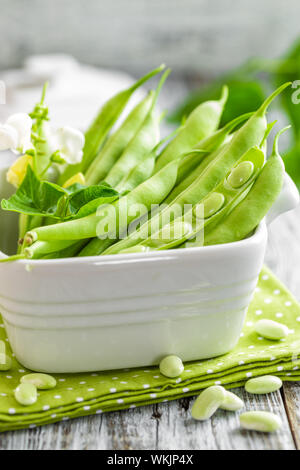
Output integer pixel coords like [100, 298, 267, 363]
[0, 266, 299, 432]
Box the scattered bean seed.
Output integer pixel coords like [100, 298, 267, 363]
[255, 319, 289, 340]
[14, 383, 37, 406]
[240, 411, 282, 433]
[191, 385, 226, 421]
[21, 373, 57, 390]
[159, 355, 184, 378]
[245, 375, 282, 394]
[220, 391, 244, 411]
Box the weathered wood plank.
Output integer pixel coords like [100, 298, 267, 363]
[282, 380, 300, 449]
[0, 387, 296, 450]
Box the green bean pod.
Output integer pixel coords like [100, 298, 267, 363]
[104, 70, 170, 188]
[59, 64, 165, 183]
[24, 239, 82, 259]
[115, 128, 180, 193]
[27, 158, 181, 243]
[84, 91, 155, 185]
[202, 127, 286, 246]
[115, 152, 156, 193]
[154, 86, 228, 173]
[120, 146, 265, 253]
[168, 112, 253, 201]
[103, 84, 289, 256]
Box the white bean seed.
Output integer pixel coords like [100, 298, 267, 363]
[240, 411, 282, 433]
[191, 386, 226, 421]
[254, 319, 289, 340]
[220, 391, 244, 411]
[245, 375, 282, 394]
[14, 383, 37, 406]
[159, 355, 184, 378]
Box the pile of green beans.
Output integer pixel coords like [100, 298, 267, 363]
[2, 69, 292, 262]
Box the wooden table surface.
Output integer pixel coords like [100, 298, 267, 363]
[0, 80, 299, 451]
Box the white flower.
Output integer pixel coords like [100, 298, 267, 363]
[51, 126, 85, 165]
[0, 113, 32, 153]
[0, 124, 18, 151]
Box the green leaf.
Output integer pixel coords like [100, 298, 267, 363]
[66, 184, 119, 218]
[1, 166, 67, 218]
[283, 142, 300, 191]
[1, 166, 120, 220]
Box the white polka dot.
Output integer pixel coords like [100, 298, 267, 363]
[175, 378, 182, 383]
[83, 406, 90, 411]
[293, 366, 299, 370]
[240, 333, 244, 337]
[110, 388, 117, 393]
[120, 381, 127, 384]
[276, 313, 283, 318]
[88, 388, 95, 392]
[8, 408, 16, 414]
[296, 317, 300, 322]
[6, 376, 12, 379]
[246, 372, 252, 378]
[91, 373, 98, 376]
[153, 376, 160, 379]
[54, 395, 61, 399]
[206, 369, 213, 374]
[246, 322, 253, 327]
[289, 329, 295, 334]
[182, 387, 189, 393]
[270, 356, 276, 361]
[286, 373, 292, 376]
[29, 424, 36, 429]
[18, 369, 25, 373]
[112, 377, 118, 380]
[264, 298, 272, 304]
[76, 397, 84, 402]
[269, 345, 276, 349]
[285, 301, 292, 307]
[215, 381, 221, 385]
[248, 345, 254, 349]
[59, 379, 66, 382]
[129, 405, 136, 409]
[117, 399, 124, 404]
[96, 409, 102, 414]
[257, 337, 263, 340]
[262, 274, 269, 280]
[79, 381, 86, 385]
[0, 393, 7, 396]
[273, 289, 280, 295]
[132, 375, 139, 378]
[217, 363, 224, 366]
[144, 370, 150, 373]
[51, 414, 57, 418]
[62, 417, 69, 421]
[66, 387, 73, 391]
[255, 310, 263, 315]
[143, 384, 150, 389]
[239, 361, 245, 365]
[43, 405, 50, 411]
[277, 366, 283, 371]
[150, 393, 157, 399]
[255, 287, 261, 293]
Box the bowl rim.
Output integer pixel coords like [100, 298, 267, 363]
[0, 220, 267, 267]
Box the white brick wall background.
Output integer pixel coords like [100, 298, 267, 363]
[0, 0, 299, 77]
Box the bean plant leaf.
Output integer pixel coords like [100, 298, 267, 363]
[1, 166, 120, 220]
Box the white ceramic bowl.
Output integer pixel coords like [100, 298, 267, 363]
[0, 166, 298, 373]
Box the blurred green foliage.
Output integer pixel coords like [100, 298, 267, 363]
[170, 39, 300, 190]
